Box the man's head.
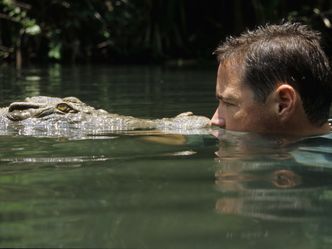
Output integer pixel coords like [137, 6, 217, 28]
[211, 22, 332, 136]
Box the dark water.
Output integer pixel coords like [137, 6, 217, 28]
[0, 65, 332, 249]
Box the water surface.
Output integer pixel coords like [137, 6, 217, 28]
[0, 65, 332, 249]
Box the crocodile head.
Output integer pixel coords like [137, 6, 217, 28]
[2, 96, 210, 137]
[156, 112, 210, 130]
[6, 96, 98, 121]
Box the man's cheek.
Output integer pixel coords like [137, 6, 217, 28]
[231, 111, 245, 124]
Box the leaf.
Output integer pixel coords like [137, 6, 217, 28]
[48, 42, 62, 60]
[25, 24, 41, 35]
[323, 17, 331, 28]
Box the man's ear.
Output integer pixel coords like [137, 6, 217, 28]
[274, 84, 297, 120]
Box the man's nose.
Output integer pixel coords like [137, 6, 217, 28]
[210, 108, 225, 127]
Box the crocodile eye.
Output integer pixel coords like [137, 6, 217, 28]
[56, 103, 78, 113]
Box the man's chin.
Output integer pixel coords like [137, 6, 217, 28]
[210, 128, 225, 139]
[209, 127, 250, 140]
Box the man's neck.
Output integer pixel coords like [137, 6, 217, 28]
[281, 120, 330, 141]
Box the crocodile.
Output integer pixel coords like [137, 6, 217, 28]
[0, 96, 210, 138]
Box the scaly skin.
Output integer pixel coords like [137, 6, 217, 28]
[0, 96, 210, 137]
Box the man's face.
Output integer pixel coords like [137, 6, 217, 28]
[210, 62, 278, 133]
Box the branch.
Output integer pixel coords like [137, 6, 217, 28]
[0, 45, 14, 52]
[12, 1, 31, 10]
[0, 13, 20, 23]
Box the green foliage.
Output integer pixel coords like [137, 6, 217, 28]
[48, 40, 61, 60]
[0, 0, 332, 64]
[1, 0, 40, 35]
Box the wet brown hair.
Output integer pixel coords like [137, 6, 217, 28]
[214, 22, 332, 125]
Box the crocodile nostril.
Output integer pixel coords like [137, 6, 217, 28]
[8, 102, 44, 112]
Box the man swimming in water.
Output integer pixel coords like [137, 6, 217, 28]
[210, 22, 332, 137]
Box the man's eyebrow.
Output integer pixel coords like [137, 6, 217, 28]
[216, 94, 237, 102]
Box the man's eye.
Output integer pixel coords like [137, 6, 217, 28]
[221, 100, 234, 106]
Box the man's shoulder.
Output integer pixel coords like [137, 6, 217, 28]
[290, 132, 332, 167]
[297, 132, 332, 146]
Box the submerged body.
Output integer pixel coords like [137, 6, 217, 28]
[0, 96, 210, 138]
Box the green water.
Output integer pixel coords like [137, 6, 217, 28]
[0, 65, 332, 249]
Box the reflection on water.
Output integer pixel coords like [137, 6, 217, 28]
[214, 131, 332, 248]
[1, 132, 332, 249]
[0, 65, 216, 118]
[0, 65, 332, 248]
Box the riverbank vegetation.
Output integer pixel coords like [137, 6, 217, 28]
[1, 0, 332, 66]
